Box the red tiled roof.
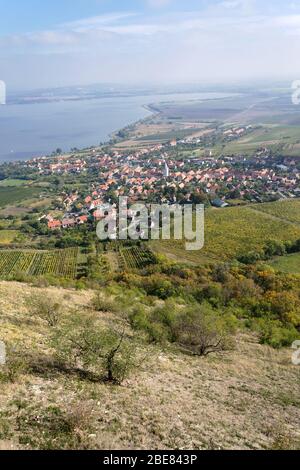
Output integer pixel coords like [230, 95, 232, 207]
[48, 220, 61, 229]
[78, 215, 88, 223]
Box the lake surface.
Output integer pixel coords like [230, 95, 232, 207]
[0, 92, 232, 163]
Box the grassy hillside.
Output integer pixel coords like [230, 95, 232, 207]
[0, 230, 19, 245]
[0, 281, 299, 450]
[215, 125, 300, 155]
[253, 200, 300, 224]
[0, 179, 34, 187]
[269, 253, 300, 274]
[151, 201, 300, 265]
[0, 187, 41, 208]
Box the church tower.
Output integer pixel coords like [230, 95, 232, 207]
[164, 160, 170, 178]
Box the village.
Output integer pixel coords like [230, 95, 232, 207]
[22, 134, 300, 232]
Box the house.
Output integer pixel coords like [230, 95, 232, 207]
[77, 215, 88, 225]
[89, 199, 103, 210]
[48, 220, 62, 231]
[62, 218, 76, 229]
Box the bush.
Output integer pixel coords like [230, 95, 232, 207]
[91, 292, 120, 313]
[129, 300, 181, 344]
[142, 276, 176, 300]
[253, 319, 300, 349]
[194, 284, 224, 308]
[51, 314, 138, 385]
[27, 293, 62, 327]
[16, 402, 93, 450]
[148, 302, 179, 343]
[174, 306, 234, 357]
[0, 345, 28, 383]
[130, 299, 236, 356]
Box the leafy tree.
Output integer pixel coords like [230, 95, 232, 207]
[174, 306, 233, 357]
[142, 275, 176, 300]
[52, 315, 138, 384]
[264, 240, 286, 258]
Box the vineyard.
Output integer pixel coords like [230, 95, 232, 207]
[252, 199, 300, 225]
[151, 202, 300, 265]
[0, 248, 79, 279]
[119, 246, 157, 270]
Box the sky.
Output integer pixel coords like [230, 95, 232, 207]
[0, 0, 300, 90]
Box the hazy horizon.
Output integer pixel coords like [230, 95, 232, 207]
[5, 78, 297, 97]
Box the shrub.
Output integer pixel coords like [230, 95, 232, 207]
[142, 276, 176, 300]
[51, 315, 138, 385]
[238, 251, 263, 265]
[194, 284, 224, 308]
[91, 292, 119, 313]
[129, 300, 181, 344]
[130, 299, 236, 355]
[130, 307, 170, 344]
[223, 277, 262, 306]
[254, 319, 300, 349]
[174, 306, 234, 357]
[264, 240, 287, 258]
[27, 293, 62, 327]
[16, 403, 93, 450]
[148, 302, 179, 343]
[0, 345, 28, 383]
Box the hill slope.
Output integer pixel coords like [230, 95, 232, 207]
[0, 281, 299, 450]
[151, 200, 300, 265]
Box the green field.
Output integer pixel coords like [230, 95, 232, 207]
[0, 187, 41, 207]
[269, 253, 300, 274]
[0, 179, 33, 187]
[0, 230, 19, 244]
[0, 248, 79, 279]
[253, 199, 300, 224]
[214, 125, 300, 155]
[151, 201, 300, 265]
[135, 128, 203, 143]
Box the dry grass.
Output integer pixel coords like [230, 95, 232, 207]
[0, 281, 299, 450]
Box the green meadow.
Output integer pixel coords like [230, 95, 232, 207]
[0, 186, 41, 207]
[269, 253, 300, 274]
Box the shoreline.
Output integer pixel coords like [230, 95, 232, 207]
[0, 91, 235, 165]
[0, 100, 161, 166]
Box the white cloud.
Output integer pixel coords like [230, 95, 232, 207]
[1, 2, 300, 88]
[61, 12, 138, 31]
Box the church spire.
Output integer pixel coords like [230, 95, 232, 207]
[164, 160, 170, 178]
